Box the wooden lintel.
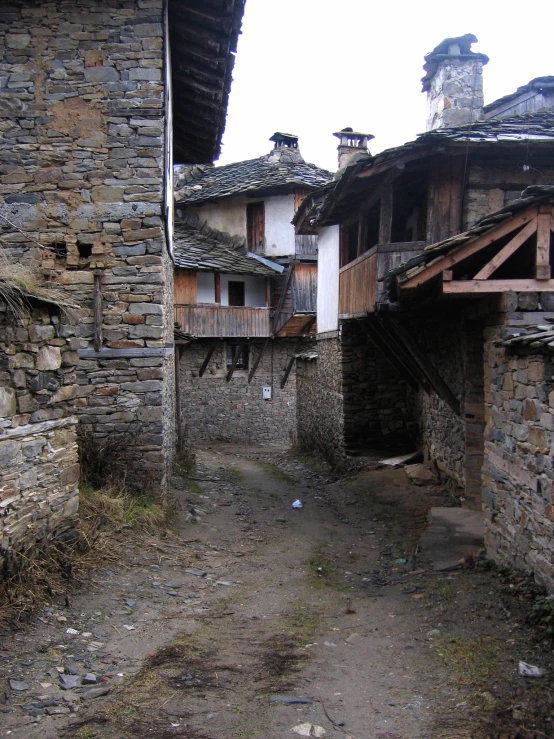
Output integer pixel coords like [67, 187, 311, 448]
[248, 339, 269, 384]
[443, 279, 554, 294]
[387, 318, 461, 416]
[536, 212, 552, 279]
[473, 218, 537, 280]
[199, 342, 217, 377]
[280, 354, 296, 389]
[226, 343, 243, 383]
[400, 206, 538, 291]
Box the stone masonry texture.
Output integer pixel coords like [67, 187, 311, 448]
[0, 301, 79, 558]
[0, 1, 175, 494]
[179, 340, 298, 445]
[483, 308, 554, 593]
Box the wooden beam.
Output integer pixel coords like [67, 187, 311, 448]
[300, 315, 316, 335]
[214, 273, 221, 303]
[364, 319, 421, 391]
[386, 318, 461, 416]
[473, 218, 537, 280]
[199, 342, 217, 377]
[378, 183, 393, 245]
[536, 211, 552, 279]
[443, 279, 554, 294]
[226, 343, 243, 383]
[400, 207, 539, 291]
[280, 354, 296, 389]
[272, 261, 295, 336]
[93, 270, 103, 352]
[248, 339, 268, 384]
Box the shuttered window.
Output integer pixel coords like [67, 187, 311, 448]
[247, 201, 265, 252]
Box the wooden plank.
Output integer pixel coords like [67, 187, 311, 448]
[93, 270, 103, 352]
[294, 188, 312, 212]
[248, 339, 269, 384]
[386, 318, 461, 415]
[443, 279, 554, 294]
[339, 251, 377, 315]
[401, 206, 539, 290]
[214, 273, 221, 303]
[280, 354, 296, 389]
[292, 263, 317, 313]
[247, 201, 265, 252]
[174, 269, 197, 304]
[378, 183, 393, 245]
[199, 343, 217, 377]
[300, 315, 316, 335]
[473, 218, 538, 280]
[536, 212, 552, 279]
[226, 343, 243, 382]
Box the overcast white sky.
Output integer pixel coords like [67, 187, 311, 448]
[218, 0, 554, 172]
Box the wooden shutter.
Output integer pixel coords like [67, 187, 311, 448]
[174, 269, 197, 304]
[294, 188, 311, 212]
[247, 202, 265, 252]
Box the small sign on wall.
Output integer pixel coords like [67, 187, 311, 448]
[262, 386, 272, 400]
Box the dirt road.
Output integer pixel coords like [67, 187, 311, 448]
[1, 445, 552, 738]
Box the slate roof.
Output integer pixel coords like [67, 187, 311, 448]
[384, 185, 554, 283]
[484, 76, 554, 114]
[173, 221, 281, 276]
[169, 0, 245, 164]
[175, 154, 333, 204]
[296, 111, 554, 231]
[500, 324, 554, 351]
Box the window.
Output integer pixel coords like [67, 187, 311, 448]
[228, 280, 245, 307]
[226, 344, 249, 370]
[247, 201, 265, 252]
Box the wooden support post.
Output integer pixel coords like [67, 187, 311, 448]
[280, 354, 296, 389]
[378, 183, 393, 245]
[93, 269, 103, 352]
[226, 343, 243, 383]
[199, 343, 217, 377]
[536, 207, 552, 280]
[214, 273, 221, 303]
[248, 339, 269, 384]
[386, 317, 461, 416]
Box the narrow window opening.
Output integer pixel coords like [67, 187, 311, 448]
[78, 243, 93, 259]
[228, 280, 245, 307]
[247, 201, 265, 253]
[226, 344, 249, 370]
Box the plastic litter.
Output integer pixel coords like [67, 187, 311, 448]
[518, 661, 546, 677]
[65, 628, 79, 635]
[292, 500, 303, 509]
[123, 625, 136, 631]
[292, 723, 326, 737]
[395, 558, 407, 564]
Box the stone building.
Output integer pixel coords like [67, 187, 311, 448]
[173, 133, 332, 444]
[0, 278, 80, 560]
[0, 1, 245, 494]
[295, 35, 554, 591]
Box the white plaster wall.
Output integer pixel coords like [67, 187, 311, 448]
[317, 226, 340, 333]
[190, 199, 247, 237]
[220, 274, 267, 307]
[197, 272, 215, 302]
[264, 194, 296, 257]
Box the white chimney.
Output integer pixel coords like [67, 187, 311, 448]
[267, 132, 304, 163]
[332, 128, 373, 170]
[421, 34, 489, 131]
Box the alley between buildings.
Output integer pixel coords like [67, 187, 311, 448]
[1, 446, 552, 739]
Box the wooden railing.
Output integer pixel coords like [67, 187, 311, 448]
[339, 242, 426, 316]
[175, 304, 271, 338]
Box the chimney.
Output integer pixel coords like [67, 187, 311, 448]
[267, 132, 304, 163]
[421, 34, 489, 130]
[333, 128, 374, 169]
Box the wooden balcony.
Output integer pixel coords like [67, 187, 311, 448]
[339, 242, 425, 317]
[175, 304, 271, 338]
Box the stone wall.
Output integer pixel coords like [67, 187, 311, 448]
[483, 308, 554, 592]
[0, 300, 79, 555]
[296, 335, 346, 465]
[0, 1, 175, 493]
[179, 340, 298, 445]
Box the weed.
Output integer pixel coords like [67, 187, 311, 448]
[308, 542, 349, 592]
[284, 599, 321, 640]
[435, 636, 501, 684]
[425, 578, 457, 601]
[529, 597, 554, 639]
[255, 460, 294, 485]
[75, 729, 98, 739]
[81, 486, 165, 530]
[229, 463, 243, 481]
